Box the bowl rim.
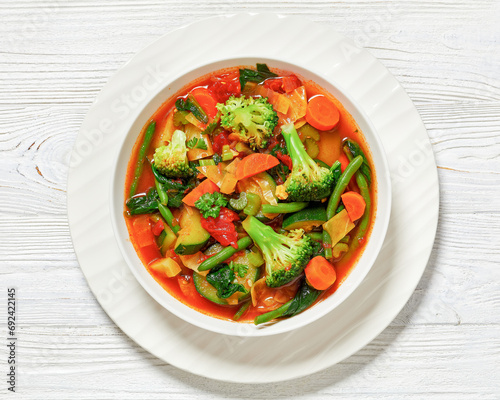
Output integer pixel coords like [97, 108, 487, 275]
[109, 56, 392, 337]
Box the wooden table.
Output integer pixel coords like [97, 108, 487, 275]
[1, 1, 498, 398]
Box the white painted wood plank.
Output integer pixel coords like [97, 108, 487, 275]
[0, 2, 497, 104]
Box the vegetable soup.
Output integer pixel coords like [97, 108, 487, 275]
[124, 64, 376, 325]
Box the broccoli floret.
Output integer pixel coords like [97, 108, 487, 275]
[280, 123, 335, 201]
[217, 95, 278, 149]
[153, 130, 192, 178]
[241, 216, 314, 288]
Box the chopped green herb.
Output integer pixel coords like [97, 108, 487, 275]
[202, 121, 218, 136]
[186, 137, 208, 150]
[194, 192, 228, 218]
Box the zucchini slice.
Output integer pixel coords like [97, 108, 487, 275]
[193, 251, 260, 305]
[282, 206, 327, 231]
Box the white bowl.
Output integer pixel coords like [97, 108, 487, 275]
[110, 57, 391, 337]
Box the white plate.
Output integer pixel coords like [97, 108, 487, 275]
[68, 13, 439, 383]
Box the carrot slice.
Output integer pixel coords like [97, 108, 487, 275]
[151, 219, 165, 236]
[235, 154, 280, 180]
[182, 179, 220, 207]
[341, 191, 366, 221]
[305, 96, 340, 131]
[304, 256, 337, 290]
[190, 87, 218, 119]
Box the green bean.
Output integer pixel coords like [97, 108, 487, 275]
[305, 232, 323, 241]
[254, 300, 292, 325]
[154, 177, 169, 206]
[198, 236, 253, 271]
[255, 280, 321, 324]
[326, 155, 363, 218]
[261, 202, 309, 214]
[129, 121, 156, 197]
[323, 155, 363, 258]
[232, 301, 251, 321]
[344, 148, 371, 250]
[323, 235, 332, 259]
[353, 174, 371, 249]
[158, 203, 180, 235]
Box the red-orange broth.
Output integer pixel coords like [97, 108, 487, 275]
[124, 65, 377, 323]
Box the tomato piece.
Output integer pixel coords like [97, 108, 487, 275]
[212, 132, 231, 154]
[275, 152, 292, 170]
[263, 78, 284, 93]
[151, 219, 164, 236]
[201, 208, 240, 248]
[281, 75, 302, 93]
[208, 74, 241, 103]
[264, 75, 302, 94]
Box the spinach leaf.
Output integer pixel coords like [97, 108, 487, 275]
[126, 188, 159, 215]
[331, 160, 342, 183]
[344, 139, 371, 185]
[206, 264, 247, 299]
[281, 279, 322, 318]
[151, 164, 193, 208]
[166, 191, 184, 208]
[254, 278, 322, 325]
[175, 94, 208, 124]
[310, 239, 325, 258]
[239, 63, 278, 89]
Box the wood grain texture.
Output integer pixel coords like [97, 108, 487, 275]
[0, 0, 499, 398]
